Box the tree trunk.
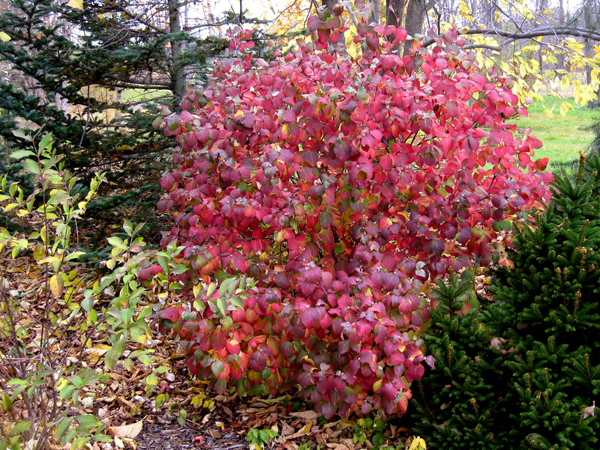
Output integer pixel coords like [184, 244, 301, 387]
[386, 0, 406, 27]
[557, 0, 565, 70]
[583, 0, 596, 85]
[370, 0, 381, 26]
[404, 0, 427, 54]
[321, 0, 337, 12]
[169, 0, 186, 110]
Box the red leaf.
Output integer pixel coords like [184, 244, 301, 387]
[382, 253, 397, 271]
[159, 174, 175, 191]
[334, 143, 352, 162]
[366, 35, 379, 52]
[282, 109, 297, 122]
[161, 307, 183, 322]
[307, 15, 323, 30]
[394, 28, 407, 42]
[274, 273, 290, 290]
[319, 211, 334, 229]
[535, 157, 549, 171]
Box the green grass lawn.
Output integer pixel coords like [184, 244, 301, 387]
[513, 96, 599, 164]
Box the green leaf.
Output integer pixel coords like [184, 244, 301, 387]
[38, 133, 53, 152]
[76, 414, 101, 429]
[177, 408, 187, 426]
[48, 193, 71, 205]
[107, 236, 124, 247]
[211, 360, 225, 377]
[130, 325, 149, 344]
[133, 222, 146, 235]
[123, 219, 133, 235]
[82, 292, 95, 313]
[9, 421, 31, 436]
[146, 373, 158, 386]
[72, 437, 91, 449]
[8, 182, 18, 198]
[219, 278, 237, 298]
[65, 251, 86, 262]
[155, 393, 166, 409]
[119, 309, 134, 324]
[9, 150, 35, 159]
[62, 429, 78, 445]
[87, 308, 97, 325]
[105, 338, 126, 369]
[10, 382, 29, 399]
[59, 385, 76, 400]
[216, 297, 228, 318]
[230, 296, 244, 309]
[22, 159, 41, 174]
[1, 394, 13, 412]
[11, 129, 31, 140]
[56, 418, 73, 440]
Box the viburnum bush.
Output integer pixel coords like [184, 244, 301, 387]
[155, 14, 552, 418]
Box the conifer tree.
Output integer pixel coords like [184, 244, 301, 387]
[410, 269, 512, 449]
[411, 155, 600, 448]
[491, 154, 600, 449]
[0, 0, 233, 221]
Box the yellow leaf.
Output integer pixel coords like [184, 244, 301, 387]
[68, 0, 83, 8]
[287, 423, 312, 439]
[50, 274, 64, 297]
[108, 420, 143, 439]
[130, 326, 148, 344]
[409, 436, 427, 450]
[560, 102, 572, 116]
[4, 203, 19, 212]
[373, 378, 383, 391]
[145, 373, 158, 386]
[193, 283, 202, 298]
[191, 393, 206, 407]
[0, 32, 10, 42]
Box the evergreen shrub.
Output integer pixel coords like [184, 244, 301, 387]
[411, 154, 600, 448]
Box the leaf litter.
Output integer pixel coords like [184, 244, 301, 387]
[0, 251, 429, 450]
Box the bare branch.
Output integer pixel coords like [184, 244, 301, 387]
[424, 25, 600, 48]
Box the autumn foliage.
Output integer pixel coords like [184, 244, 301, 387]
[156, 16, 552, 418]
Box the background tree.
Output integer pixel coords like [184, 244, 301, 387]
[265, 0, 600, 108]
[0, 0, 235, 229]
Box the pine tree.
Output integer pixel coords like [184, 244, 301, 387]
[490, 154, 600, 448]
[0, 0, 237, 223]
[410, 269, 512, 449]
[411, 155, 600, 448]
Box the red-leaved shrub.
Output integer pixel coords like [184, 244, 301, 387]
[156, 17, 552, 418]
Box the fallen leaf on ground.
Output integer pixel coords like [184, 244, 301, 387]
[287, 423, 312, 440]
[108, 420, 144, 438]
[289, 411, 319, 421]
